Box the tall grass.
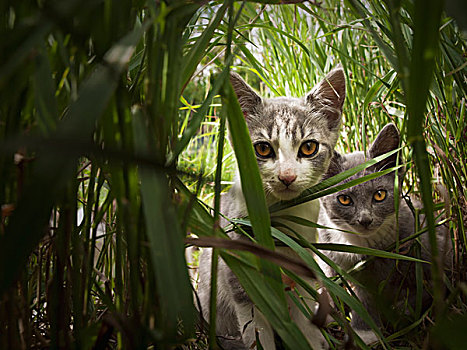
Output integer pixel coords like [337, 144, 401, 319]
[0, 0, 465, 349]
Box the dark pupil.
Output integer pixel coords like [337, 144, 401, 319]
[261, 144, 268, 153]
[305, 143, 312, 151]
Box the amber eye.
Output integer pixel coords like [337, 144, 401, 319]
[299, 141, 319, 157]
[337, 195, 353, 206]
[254, 142, 274, 158]
[373, 190, 387, 202]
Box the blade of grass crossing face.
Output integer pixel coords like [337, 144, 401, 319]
[270, 161, 404, 213]
[221, 85, 272, 248]
[222, 81, 285, 303]
[240, 215, 428, 270]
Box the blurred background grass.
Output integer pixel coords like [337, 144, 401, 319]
[0, 0, 466, 349]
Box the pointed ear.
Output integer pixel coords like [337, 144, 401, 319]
[230, 72, 262, 118]
[369, 123, 400, 157]
[369, 123, 400, 169]
[323, 151, 343, 180]
[305, 66, 346, 129]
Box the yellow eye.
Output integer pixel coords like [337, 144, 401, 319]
[337, 195, 352, 206]
[374, 190, 387, 202]
[299, 141, 318, 157]
[254, 142, 274, 158]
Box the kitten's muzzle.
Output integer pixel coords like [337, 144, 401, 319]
[357, 215, 373, 229]
[278, 173, 297, 187]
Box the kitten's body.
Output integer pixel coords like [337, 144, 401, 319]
[317, 124, 451, 344]
[197, 68, 346, 350]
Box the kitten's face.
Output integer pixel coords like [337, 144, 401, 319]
[231, 68, 346, 201]
[320, 124, 401, 236]
[321, 152, 397, 236]
[248, 99, 337, 200]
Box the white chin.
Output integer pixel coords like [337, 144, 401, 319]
[273, 189, 300, 201]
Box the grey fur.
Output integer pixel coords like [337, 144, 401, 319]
[317, 124, 452, 343]
[197, 67, 346, 349]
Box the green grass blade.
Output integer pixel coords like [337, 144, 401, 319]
[270, 159, 404, 213]
[270, 227, 385, 348]
[221, 252, 314, 350]
[0, 21, 53, 87]
[132, 106, 195, 336]
[222, 79, 285, 301]
[33, 43, 58, 135]
[405, 0, 444, 315]
[314, 243, 428, 264]
[182, 2, 228, 86]
[169, 66, 230, 164]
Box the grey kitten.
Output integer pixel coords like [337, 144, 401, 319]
[197, 67, 346, 350]
[317, 124, 451, 344]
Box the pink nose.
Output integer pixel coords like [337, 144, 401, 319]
[278, 174, 297, 186]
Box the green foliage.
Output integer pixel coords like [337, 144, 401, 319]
[0, 0, 465, 349]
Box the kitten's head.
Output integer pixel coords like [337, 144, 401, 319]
[230, 67, 346, 201]
[320, 124, 401, 236]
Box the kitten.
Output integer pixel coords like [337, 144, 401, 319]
[197, 67, 346, 350]
[317, 124, 451, 344]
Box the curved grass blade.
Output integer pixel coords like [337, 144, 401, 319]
[186, 236, 316, 279]
[270, 152, 404, 213]
[314, 243, 428, 264]
[239, 215, 428, 274]
[269, 215, 429, 264]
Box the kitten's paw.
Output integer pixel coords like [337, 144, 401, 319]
[354, 329, 378, 345]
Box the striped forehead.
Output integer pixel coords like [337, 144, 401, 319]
[259, 104, 308, 142]
[270, 115, 302, 144]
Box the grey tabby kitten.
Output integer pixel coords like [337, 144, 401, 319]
[317, 124, 451, 344]
[197, 67, 346, 350]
